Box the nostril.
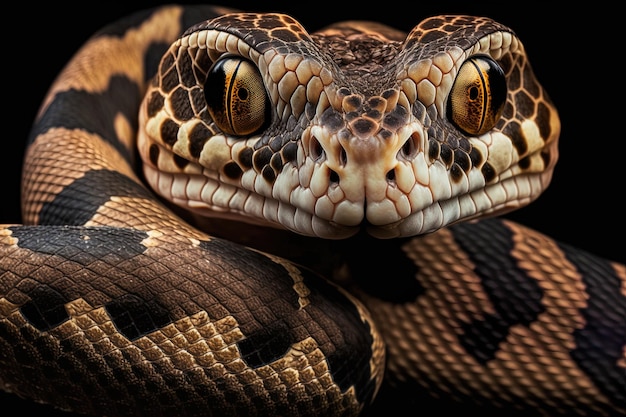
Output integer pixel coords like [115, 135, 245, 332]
[340, 147, 347, 166]
[330, 169, 340, 184]
[401, 140, 413, 158]
[310, 136, 324, 161]
[399, 132, 420, 160]
[386, 168, 396, 182]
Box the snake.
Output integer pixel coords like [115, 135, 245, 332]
[1, 4, 625, 417]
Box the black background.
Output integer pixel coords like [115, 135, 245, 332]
[1, 1, 623, 415]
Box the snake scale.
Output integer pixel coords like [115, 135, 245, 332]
[1, 3, 625, 417]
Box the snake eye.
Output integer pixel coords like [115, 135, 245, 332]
[204, 56, 270, 136]
[447, 55, 507, 136]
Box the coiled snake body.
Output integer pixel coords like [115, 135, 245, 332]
[1, 4, 625, 417]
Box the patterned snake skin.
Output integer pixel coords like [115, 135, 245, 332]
[1, 4, 625, 417]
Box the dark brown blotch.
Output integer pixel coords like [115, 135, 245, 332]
[178, 52, 196, 88]
[320, 108, 344, 132]
[503, 121, 528, 156]
[345, 111, 360, 123]
[381, 89, 397, 100]
[367, 97, 385, 111]
[305, 102, 317, 120]
[541, 150, 551, 168]
[450, 163, 464, 181]
[159, 52, 176, 76]
[188, 123, 211, 159]
[270, 153, 284, 171]
[458, 138, 471, 152]
[344, 95, 362, 111]
[469, 147, 483, 166]
[521, 65, 541, 98]
[269, 136, 284, 152]
[518, 156, 531, 170]
[428, 138, 440, 160]
[446, 135, 459, 149]
[253, 147, 273, 171]
[190, 87, 206, 116]
[160, 119, 179, 146]
[161, 66, 180, 93]
[170, 87, 195, 121]
[262, 165, 276, 182]
[281, 142, 298, 163]
[149, 144, 160, 166]
[337, 87, 352, 98]
[351, 118, 376, 137]
[173, 154, 189, 169]
[481, 162, 496, 182]
[269, 28, 303, 42]
[439, 143, 453, 167]
[536, 101, 553, 141]
[365, 109, 382, 120]
[382, 106, 408, 131]
[238, 146, 253, 168]
[515, 90, 536, 119]
[146, 91, 165, 118]
[453, 149, 471, 172]
[223, 161, 243, 179]
[192, 50, 213, 81]
[380, 129, 392, 140]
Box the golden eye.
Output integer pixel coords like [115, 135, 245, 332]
[447, 55, 507, 136]
[205, 56, 270, 136]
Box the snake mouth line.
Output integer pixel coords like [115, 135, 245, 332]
[154, 163, 545, 241]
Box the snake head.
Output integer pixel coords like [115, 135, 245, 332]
[138, 13, 560, 239]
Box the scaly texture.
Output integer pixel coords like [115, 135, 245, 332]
[0, 4, 624, 417]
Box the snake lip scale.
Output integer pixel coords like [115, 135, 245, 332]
[1, 4, 625, 417]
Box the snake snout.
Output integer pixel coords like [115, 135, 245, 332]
[303, 119, 427, 234]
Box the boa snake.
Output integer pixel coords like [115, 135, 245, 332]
[1, 4, 625, 416]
